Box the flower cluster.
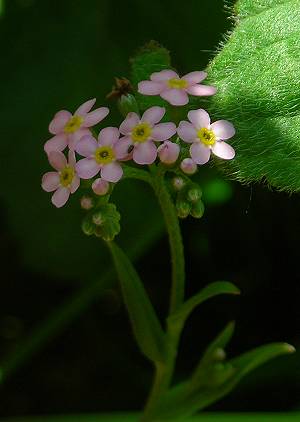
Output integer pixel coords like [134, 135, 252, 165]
[42, 69, 235, 209]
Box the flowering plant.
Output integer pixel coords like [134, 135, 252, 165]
[41, 43, 294, 421]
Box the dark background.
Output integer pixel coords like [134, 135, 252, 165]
[0, 0, 299, 417]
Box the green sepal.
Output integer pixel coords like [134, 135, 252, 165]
[108, 241, 166, 363]
[82, 203, 121, 241]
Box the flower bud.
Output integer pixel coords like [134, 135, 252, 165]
[94, 203, 121, 241]
[80, 196, 94, 210]
[92, 212, 104, 226]
[172, 176, 185, 191]
[92, 178, 109, 196]
[180, 158, 197, 175]
[81, 217, 94, 236]
[190, 200, 205, 219]
[117, 94, 139, 117]
[176, 200, 191, 219]
[187, 186, 202, 203]
[157, 141, 180, 164]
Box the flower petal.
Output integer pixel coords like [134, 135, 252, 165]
[68, 128, 91, 150]
[82, 107, 109, 127]
[75, 98, 96, 116]
[41, 172, 60, 192]
[98, 127, 120, 146]
[190, 142, 211, 165]
[49, 110, 72, 135]
[76, 158, 100, 179]
[70, 175, 80, 193]
[177, 121, 197, 143]
[138, 81, 165, 95]
[188, 109, 210, 129]
[186, 84, 217, 96]
[51, 187, 70, 208]
[141, 106, 165, 126]
[101, 162, 123, 183]
[151, 69, 179, 82]
[119, 112, 140, 135]
[160, 89, 189, 106]
[210, 120, 235, 140]
[152, 122, 176, 141]
[114, 137, 133, 160]
[75, 135, 97, 157]
[133, 141, 157, 165]
[44, 134, 68, 154]
[182, 71, 207, 85]
[68, 150, 77, 167]
[48, 151, 67, 171]
[212, 141, 235, 160]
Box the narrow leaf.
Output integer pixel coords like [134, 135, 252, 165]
[109, 241, 166, 363]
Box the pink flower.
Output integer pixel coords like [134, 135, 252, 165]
[177, 109, 235, 165]
[138, 70, 216, 106]
[44, 99, 109, 154]
[42, 150, 80, 208]
[119, 106, 176, 165]
[157, 141, 180, 164]
[75, 127, 127, 183]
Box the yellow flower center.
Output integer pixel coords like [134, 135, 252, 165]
[131, 123, 152, 143]
[94, 146, 115, 164]
[64, 115, 84, 133]
[168, 78, 188, 89]
[59, 166, 75, 187]
[197, 128, 216, 146]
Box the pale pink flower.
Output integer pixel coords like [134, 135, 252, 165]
[180, 158, 197, 175]
[75, 127, 128, 183]
[92, 178, 109, 196]
[157, 141, 180, 164]
[44, 99, 109, 154]
[119, 106, 176, 165]
[138, 70, 216, 106]
[42, 150, 80, 208]
[177, 109, 235, 165]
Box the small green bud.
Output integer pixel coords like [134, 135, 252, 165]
[176, 200, 191, 219]
[92, 212, 104, 226]
[187, 186, 202, 203]
[94, 203, 121, 241]
[213, 348, 226, 361]
[118, 94, 139, 117]
[172, 176, 185, 191]
[81, 217, 94, 236]
[190, 200, 205, 219]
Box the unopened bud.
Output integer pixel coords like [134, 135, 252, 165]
[190, 200, 205, 219]
[187, 187, 202, 203]
[172, 177, 185, 191]
[213, 348, 226, 361]
[176, 200, 191, 219]
[180, 158, 197, 175]
[157, 141, 180, 164]
[92, 178, 109, 196]
[81, 218, 94, 236]
[92, 212, 104, 226]
[118, 94, 139, 117]
[80, 196, 94, 210]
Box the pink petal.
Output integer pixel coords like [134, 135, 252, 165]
[101, 162, 123, 183]
[119, 112, 140, 135]
[70, 175, 80, 193]
[98, 127, 120, 146]
[152, 122, 176, 141]
[68, 150, 77, 167]
[76, 135, 98, 157]
[210, 120, 235, 140]
[138, 81, 165, 95]
[151, 69, 179, 82]
[114, 137, 133, 160]
[92, 178, 109, 195]
[133, 141, 157, 165]
[44, 134, 68, 154]
[188, 109, 210, 129]
[141, 106, 165, 126]
[49, 110, 72, 135]
[177, 121, 197, 143]
[75, 98, 96, 116]
[160, 89, 189, 106]
[157, 141, 180, 164]
[51, 187, 70, 208]
[76, 158, 100, 179]
[48, 151, 67, 171]
[68, 128, 91, 150]
[82, 107, 109, 127]
[41, 172, 60, 192]
[190, 143, 211, 165]
[212, 141, 235, 160]
[182, 71, 207, 85]
[186, 84, 217, 96]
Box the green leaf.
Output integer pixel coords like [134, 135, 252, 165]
[168, 281, 240, 330]
[155, 343, 295, 420]
[206, 0, 300, 192]
[108, 241, 166, 363]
